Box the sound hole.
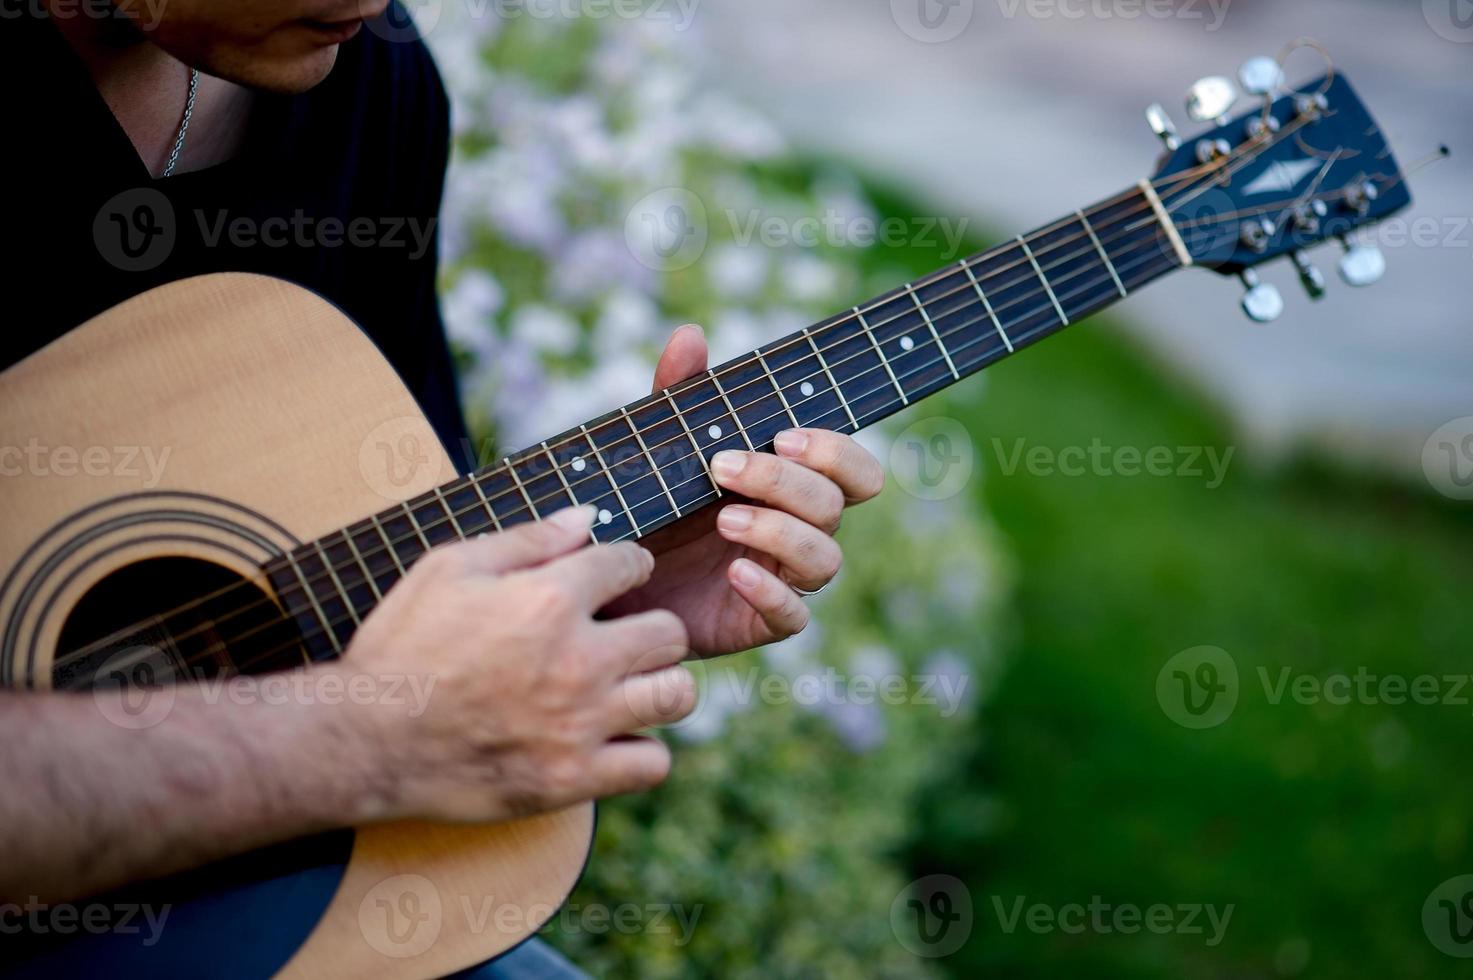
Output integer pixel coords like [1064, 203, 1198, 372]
[53, 557, 305, 690]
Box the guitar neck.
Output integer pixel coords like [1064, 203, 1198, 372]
[270, 182, 1188, 657]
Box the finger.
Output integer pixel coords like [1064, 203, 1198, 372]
[774, 429, 886, 504]
[652, 324, 708, 392]
[728, 558, 811, 639]
[596, 610, 690, 678]
[611, 665, 699, 732]
[535, 541, 656, 611]
[587, 735, 673, 798]
[710, 451, 845, 533]
[715, 506, 841, 592]
[448, 505, 596, 576]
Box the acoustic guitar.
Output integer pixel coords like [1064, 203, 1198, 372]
[0, 64, 1415, 977]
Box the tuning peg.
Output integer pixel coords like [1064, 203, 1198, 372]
[1291, 251, 1327, 300]
[1338, 239, 1386, 287]
[1238, 57, 1285, 98]
[1240, 270, 1284, 323]
[1146, 103, 1181, 151]
[1185, 76, 1240, 124]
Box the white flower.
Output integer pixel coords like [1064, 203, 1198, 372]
[510, 304, 581, 358]
[709, 243, 768, 300]
[782, 255, 842, 302]
[442, 270, 505, 364]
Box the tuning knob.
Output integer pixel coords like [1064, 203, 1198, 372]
[1240, 270, 1284, 323]
[1338, 240, 1386, 287]
[1291, 251, 1327, 300]
[1185, 76, 1240, 124]
[1146, 103, 1181, 151]
[1238, 57, 1286, 97]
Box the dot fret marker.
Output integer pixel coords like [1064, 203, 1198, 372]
[708, 424, 723, 440]
[900, 336, 915, 352]
[800, 382, 815, 398]
[571, 457, 586, 472]
[597, 508, 613, 525]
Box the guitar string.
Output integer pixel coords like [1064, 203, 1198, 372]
[49, 121, 1327, 678]
[45, 177, 1200, 681]
[116, 234, 1194, 680]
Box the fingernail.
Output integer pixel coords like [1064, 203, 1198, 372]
[718, 505, 754, 533]
[682, 323, 705, 338]
[712, 451, 746, 480]
[775, 430, 808, 457]
[731, 559, 762, 588]
[551, 505, 596, 530]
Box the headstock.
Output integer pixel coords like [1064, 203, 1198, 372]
[1145, 55, 1415, 322]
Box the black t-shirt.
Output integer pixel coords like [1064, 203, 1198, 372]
[2, 9, 472, 470]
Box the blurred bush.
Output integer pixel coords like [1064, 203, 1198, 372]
[426, 7, 1009, 976]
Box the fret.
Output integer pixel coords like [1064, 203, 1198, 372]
[803, 327, 859, 430]
[402, 503, 434, 551]
[756, 351, 800, 429]
[665, 387, 721, 498]
[907, 285, 960, 381]
[580, 423, 639, 535]
[432, 486, 466, 540]
[543, 430, 634, 541]
[709, 372, 755, 452]
[1020, 216, 1131, 325]
[625, 399, 713, 515]
[621, 407, 681, 517]
[1091, 191, 1179, 293]
[542, 442, 597, 543]
[854, 307, 908, 405]
[762, 335, 844, 431]
[1018, 235, 1070, 327]
[960, 260, 1013, 353]
[504, 457, 541, 521]
[368, 513, 409, 577]
[341, 529, 384, 602]
[313, 541, 360, 626]
[440, 480, 498, 538]
[281, 553, 342, 656]
[468, 475, 503, 532]
[1079, 209, 1128, 299]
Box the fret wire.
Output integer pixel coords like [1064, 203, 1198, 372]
[313, 540, 360, 626]
[854, 307, 908, 406]
[282, 552, 342, 655]
[581, 423, 640, 533]
[402, 503, 433, 550]
[543, 441, 597, 544]
[1017, 235, 1070, 327]
[433, 486, 465, 539]
[755, 350, 800, 428]
[959, 260, 1013, 353]
[709, 371, 756, 451]
[803, 327, 859, 430]
[341, 529, 384, 602]
[907, 284, 960, 381]
[664, 388, 721, 498]
[504, 457, 541, 519]
[1078, 209, 1128, 299]
[468, 474, 503, 532]
[621, 407, 681, 517]
[368, 513, 408, 577]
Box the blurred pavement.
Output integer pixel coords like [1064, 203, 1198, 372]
[700, 0, 1471, 472]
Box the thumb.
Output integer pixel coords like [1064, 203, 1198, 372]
[457, 505, 596, 576]
[652, 324, 709, 393]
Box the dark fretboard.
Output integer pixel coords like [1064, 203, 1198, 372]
[269, 182, 1186, 659]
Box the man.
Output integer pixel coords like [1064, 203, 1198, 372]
[0, 0, 885, 975]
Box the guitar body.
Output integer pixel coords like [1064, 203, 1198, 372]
[0, 274, 594, 978]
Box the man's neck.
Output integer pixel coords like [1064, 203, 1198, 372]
[46, 3, 254, 177]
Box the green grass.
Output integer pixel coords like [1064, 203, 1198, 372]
[910, 317, 1473, 978]
[845, 180, 1473, 977]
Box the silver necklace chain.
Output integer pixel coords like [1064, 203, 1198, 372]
[160, 68, 199, 179]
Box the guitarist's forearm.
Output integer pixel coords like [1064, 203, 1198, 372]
[0, 673, 391, 904]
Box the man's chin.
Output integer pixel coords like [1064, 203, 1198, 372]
[201, 43, 342, 95]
